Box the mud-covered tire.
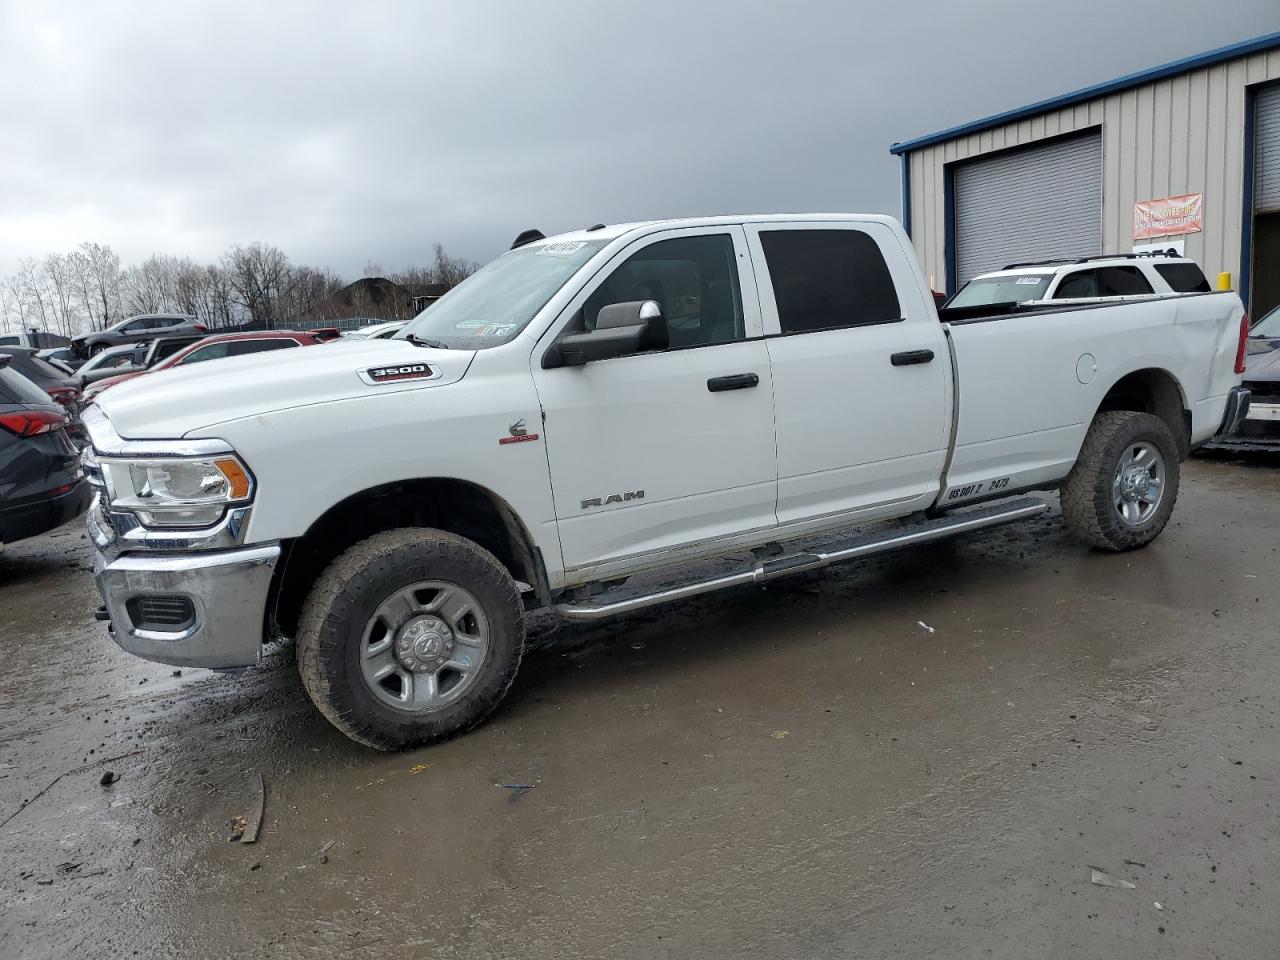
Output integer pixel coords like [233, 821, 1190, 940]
[1060, 411, 1180, 552]
[296, 528, 525, 750]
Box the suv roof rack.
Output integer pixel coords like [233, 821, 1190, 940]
[1001, 250, 1182, 270]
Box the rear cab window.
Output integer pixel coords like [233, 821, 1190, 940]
[756, 229, 901, 333]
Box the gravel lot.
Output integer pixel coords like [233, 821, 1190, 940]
[1, 457, 1277, 959]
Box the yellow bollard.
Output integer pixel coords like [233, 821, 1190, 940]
[1217, 272, 1232, 291]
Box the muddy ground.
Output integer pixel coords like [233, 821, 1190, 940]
[1, 457, 1277, 959]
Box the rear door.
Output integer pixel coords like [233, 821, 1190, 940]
[533, 226, 777, 576]
[745, 221, 952, 525]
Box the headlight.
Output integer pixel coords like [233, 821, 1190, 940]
[101, 455, 253, 527]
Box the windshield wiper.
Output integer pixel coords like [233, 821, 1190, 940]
[405, 334, 450, 349]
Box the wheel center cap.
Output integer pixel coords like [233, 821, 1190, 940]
[395, 615, 453, 673]
[1120, 465, 1150, 500]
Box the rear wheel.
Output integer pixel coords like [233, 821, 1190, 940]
[1060, 411, 1180, 551]
[296, 528, 525, 749]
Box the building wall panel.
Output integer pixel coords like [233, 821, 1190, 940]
[903, 50, 1280, 295]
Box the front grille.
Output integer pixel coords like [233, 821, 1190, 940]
[126, 595, 196, 632]
[1245, 380, 1280, 401]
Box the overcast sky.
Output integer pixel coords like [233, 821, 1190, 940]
[1, 1, 1277, 277]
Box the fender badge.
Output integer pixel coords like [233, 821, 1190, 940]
[500, 418, 539, 445]
[361, 363, 434, 384]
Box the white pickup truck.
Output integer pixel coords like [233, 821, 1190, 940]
[83, 215, 1252, 749]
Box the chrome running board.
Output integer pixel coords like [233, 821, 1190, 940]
[555, 497, 1047, 622]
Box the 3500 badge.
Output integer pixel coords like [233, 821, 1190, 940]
[360, 363, 436, 384]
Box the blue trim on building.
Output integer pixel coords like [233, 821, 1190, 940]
[1241, 85, 1256, 311]
[900, 154, 912, 238]
[890, 31, 1280, 156]
[943, 165, 957, 295]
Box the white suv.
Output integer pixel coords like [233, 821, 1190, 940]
[947, 254, 1211, 309]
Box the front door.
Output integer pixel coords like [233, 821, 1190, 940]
[532, 226, 777, 578]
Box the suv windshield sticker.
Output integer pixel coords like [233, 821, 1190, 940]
[1015, 277, 1043, 284]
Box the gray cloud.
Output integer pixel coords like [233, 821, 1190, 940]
[2, 0, 1277, 276]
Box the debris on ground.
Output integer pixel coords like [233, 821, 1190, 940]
[318, 839, 335, 863]
[240, 772, 265, 844]
[1155, 901, 1164, 910]
[99, 770, 118, 787]
[917, 621, 936, 634]
[0, 749, 142, 830]
[1090, 868, 1136, 889]
[409, 763, 429, 775]
[771, 730, 789, 739]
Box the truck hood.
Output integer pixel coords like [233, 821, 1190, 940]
[96, 339, 476, 440]
[1244, 338, 1280, 381]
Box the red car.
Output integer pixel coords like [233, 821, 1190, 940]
[83, 331, 328, 401]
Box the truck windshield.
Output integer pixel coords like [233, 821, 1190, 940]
[948, 274, 1053, 308]
[397, 239, 609, 349]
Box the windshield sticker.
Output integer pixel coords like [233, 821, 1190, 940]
[1015, 277, 1043, 285]
[536, 240, 588, 256]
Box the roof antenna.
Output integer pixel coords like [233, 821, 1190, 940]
[511, 229, 545, 250]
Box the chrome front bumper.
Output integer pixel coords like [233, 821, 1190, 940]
[94, 542, 280, 668]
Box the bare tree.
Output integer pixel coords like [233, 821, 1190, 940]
[222, 242, 294, 328]
[16, 258, 53, 335]
[77, 242, 121, 330]
[428, 243, 476, 288]
[44, 253, 82, 338]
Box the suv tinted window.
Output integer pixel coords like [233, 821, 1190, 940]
[758, 229, 900, 334]
[228, 339, 298, 357]
[1154, 262, 1211, 293]
[584, 234, 744, 349]
[1053, 270, 1096, 298]
[180, 343, 233, 364]
[1096, 266, 1153, 296]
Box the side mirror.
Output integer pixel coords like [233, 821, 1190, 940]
[555, 300, 668, 367]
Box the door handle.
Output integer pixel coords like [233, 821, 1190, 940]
[707, 373, 760, 392]
[890, 349, 935, 366]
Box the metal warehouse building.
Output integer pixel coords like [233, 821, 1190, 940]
[891, 31, 1280, 316]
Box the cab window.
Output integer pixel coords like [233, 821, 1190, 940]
[758, 229, 901, 333]
[583, 234, 744, 349]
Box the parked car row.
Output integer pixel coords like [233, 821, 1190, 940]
[83, 330, 329, 401]
[69, 313, 207, 359]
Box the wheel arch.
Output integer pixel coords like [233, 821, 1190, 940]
[270, 477, 550, 639]
[1093, 367, 1190, 459]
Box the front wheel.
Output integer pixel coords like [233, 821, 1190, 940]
[1060, 411, 1181, 551]
[296, 528, 525, 749]
[90, 342, 109, 356]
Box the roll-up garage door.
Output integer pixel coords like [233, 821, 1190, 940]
[1255, 83, 1280, 212]
[953, 130, 1102, 285]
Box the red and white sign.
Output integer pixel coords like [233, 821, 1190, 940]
[1133, 193, 1203, 240]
